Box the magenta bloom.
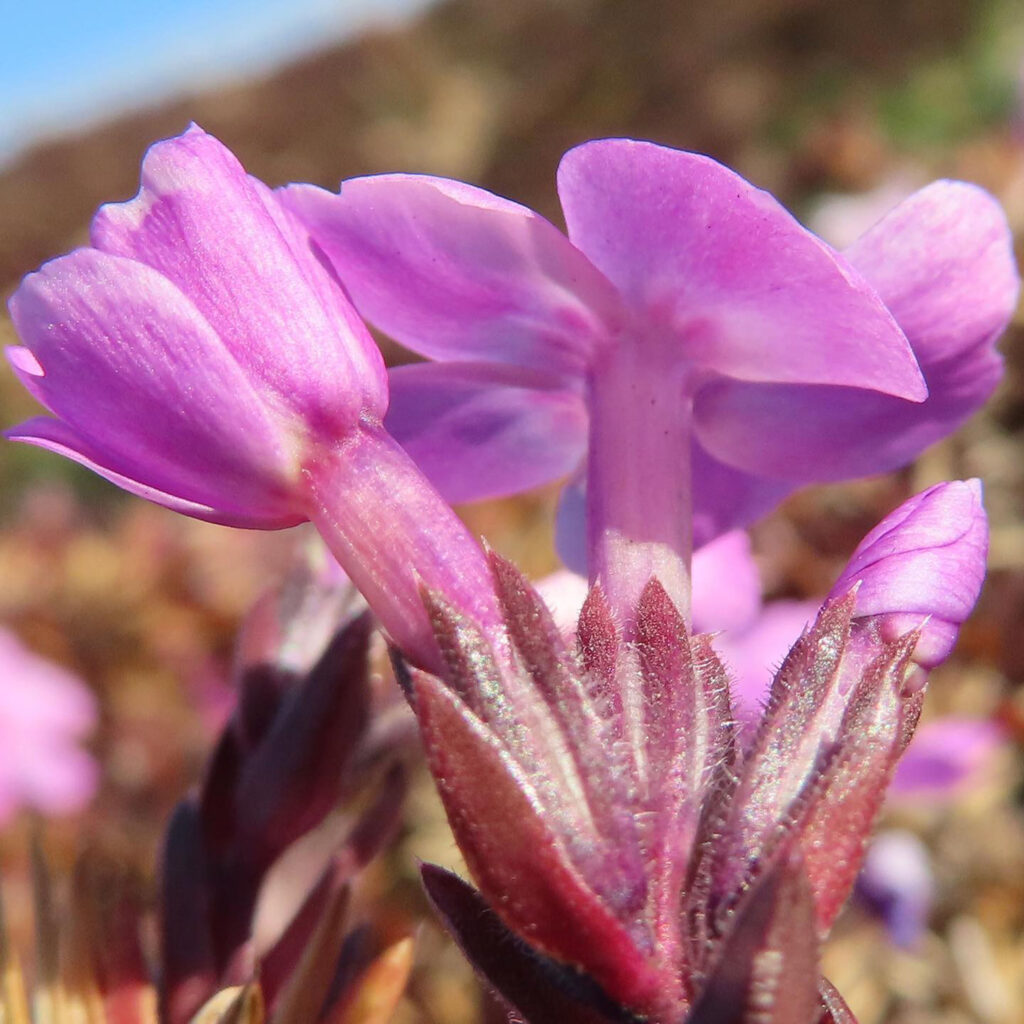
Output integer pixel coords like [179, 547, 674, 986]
[828, 478, 989, 671]
[0, 627, 97, 822]
[285, 140, 1017, 574]
[694, 480, 988, 705]
[890, 717, 1004, 799]
[5, 126, 503, 670]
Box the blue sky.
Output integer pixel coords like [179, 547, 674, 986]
[2, 0, 430, 162]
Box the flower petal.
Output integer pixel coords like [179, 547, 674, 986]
[690, 530, 762, 634]
[0, 629, 99, 821]
[845, 180, 1019, 368]
[712, 601, 819, 728]
[691, 446, 794, 549]
[386, 362, 587, 503]
[889, 718, 1004, 799]
[7, 248, 302, 526]
[283, 173, 621, 375]
[557, 139, 925, 397]
[692, 349, 1001, 482]
[90, 125, 386, 429]
[691, 181, 1016, 483]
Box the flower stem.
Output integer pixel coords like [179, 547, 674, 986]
[586, 332, 694, 628]
[302, 424, 505, 673]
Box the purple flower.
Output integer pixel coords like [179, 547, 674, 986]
[0, 627, 97, 822]
[690, 530, 819, 726]
[828, 479, 989, 672]
[5, 126, 503, 671]
[285, 140, 1017, 588]
[7, 125, 386, 530]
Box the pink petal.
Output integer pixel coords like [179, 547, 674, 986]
[690, 530, 762, 634]
[712, 601, 819, 728]
[557, 139, 925, 397]
[283, 173, 621, 375]
[8, 418, 301, 528]
[692, 349, 1001, 482]
[534, 570, 589, 638]
[0, 631, 95, 734]
[90, 125, 386, 429]
[690, 446, 793, 549]
[7, 248, 302, 526]
[845, 180, 1019, 369]
[15, 744, 99, 817]
[386, 362, 587, 503]
[0, 628, 98, 821]
[691, 181, 1016, 483]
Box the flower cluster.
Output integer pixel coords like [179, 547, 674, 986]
[4, 125, 1017, 1023]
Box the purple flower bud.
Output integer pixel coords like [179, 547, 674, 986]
[829, 479, 988, 670]
[5, 125, 503, 671]
[6, 125, 386, 530]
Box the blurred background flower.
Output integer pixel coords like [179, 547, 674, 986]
[0, 626, 97, 822]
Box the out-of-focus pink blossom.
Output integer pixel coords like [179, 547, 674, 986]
[889, 717, 1005, 799]
[0, 627, 98, 822]
[856, 830, 935, 948]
